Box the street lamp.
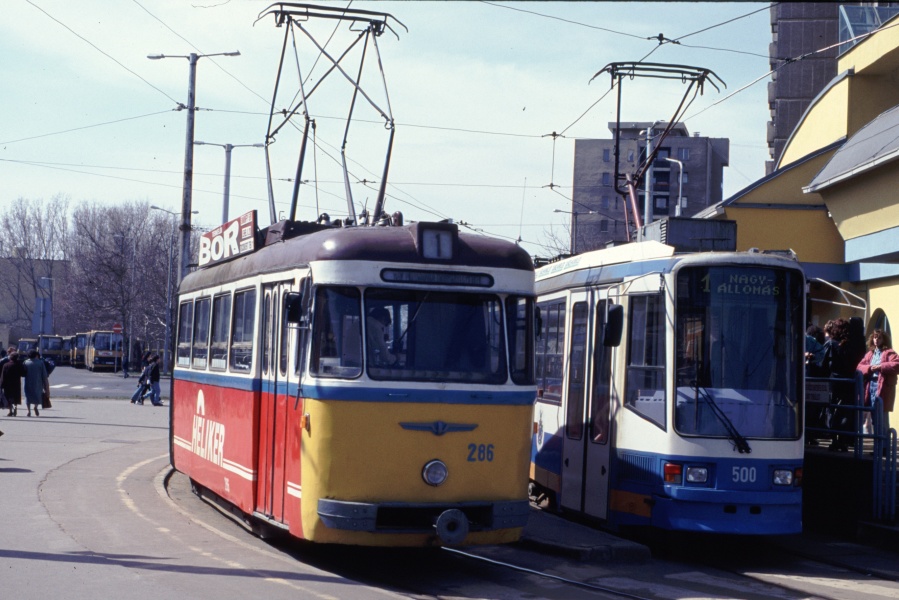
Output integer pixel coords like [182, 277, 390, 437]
[664, 157, 684, 217]
[147, 50, 240, 285]
[151, 205, 197, 374]
[194, 141, 265, 223]
[554, 209, 597, 255]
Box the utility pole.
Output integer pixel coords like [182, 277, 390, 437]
[195, 141, 264, 223]
[147, 50, 240, 283]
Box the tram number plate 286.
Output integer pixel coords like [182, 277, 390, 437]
[467, 443, 495, 462]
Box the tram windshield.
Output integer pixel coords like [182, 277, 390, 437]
[310, 285, 534, 384]
[674, 265, 803, 439]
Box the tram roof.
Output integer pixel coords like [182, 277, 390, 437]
[180, 220, 534, 294]
[535, 239, 805, 292]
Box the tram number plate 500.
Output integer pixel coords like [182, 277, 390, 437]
[732, 466, 757, 483]
[467, 443, 495, 462]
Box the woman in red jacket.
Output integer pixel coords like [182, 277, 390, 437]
[857, 329, 899, 441]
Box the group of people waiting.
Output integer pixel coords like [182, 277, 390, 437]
[0, 347, 52, 417]
[806, 318, 897, 452]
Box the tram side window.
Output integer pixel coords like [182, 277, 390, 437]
[566, 302, 588, 440]
[230, 289, 256, 372]
[536, 301, 566, 403]
[624, 294, 666, 429]
[506, 295, 535, 385]
[279, 287, 290, 376]
[210, 293, 232, 371]
[311, 286, 362, 379]
[192, 297, 211, 369]
[176, 302, 193, 368]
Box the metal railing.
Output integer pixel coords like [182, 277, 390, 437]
[806, 374, 896, 521]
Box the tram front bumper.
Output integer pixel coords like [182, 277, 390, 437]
[651, 489, 803, 534]
[317, 498, 530, 535]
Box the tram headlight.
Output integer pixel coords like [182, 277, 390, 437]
[685, 466, 708, 483]
[773, 469, 793, 486]
[422, 459, 448, 487]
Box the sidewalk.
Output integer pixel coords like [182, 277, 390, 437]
[519, 507, 650, 563]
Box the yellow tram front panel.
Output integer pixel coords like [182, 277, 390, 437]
[297, 398, 533, 546]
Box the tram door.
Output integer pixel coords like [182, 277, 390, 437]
[560, 293, 612, 518]
[256, 282, 293, 523]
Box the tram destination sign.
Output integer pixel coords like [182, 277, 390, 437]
[198, 210, 257, 268]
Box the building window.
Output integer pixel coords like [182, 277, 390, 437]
[681, 196, 688, 208]
[601, 196, 610, 209]
[627, 149, 635, 162]
[678, 147, 690, 161]
[602, 148, 611, 162]
[601, 172, 611, 185]
[654, 195, 668, 211]
[600, 219, 609, 232]
[681, 172, 689, 184]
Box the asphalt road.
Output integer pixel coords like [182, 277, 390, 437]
[46, 364, 171, 400]
[0, 385, 397, 600]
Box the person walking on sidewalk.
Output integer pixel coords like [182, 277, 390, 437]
[147, 354, 163, 406]
[23, 350, 49, 417]
[1, 352, 25, 417]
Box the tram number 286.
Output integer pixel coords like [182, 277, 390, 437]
[732, 466, 757, 483]
[467, 443, 495, 462]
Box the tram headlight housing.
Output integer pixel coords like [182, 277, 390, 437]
[773, 469, 794, 486]
[422, 459, 448, 487]
[663, 463, 682, 484]
[685, 466, 708, 483]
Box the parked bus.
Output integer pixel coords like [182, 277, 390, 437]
[60, 336, 73, 365]
[85, 330, 123, 371]
[71, 333, 88, 368]
[17, 338, 37, 354]
[38, 334, 65, 366]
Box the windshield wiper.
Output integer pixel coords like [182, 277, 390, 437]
[691, 381, 752, 454]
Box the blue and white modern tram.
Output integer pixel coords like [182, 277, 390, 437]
[530, 229, 806, 534]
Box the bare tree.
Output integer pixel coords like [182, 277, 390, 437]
[66, 201, 174, 366]
[0, 195, 70, 340]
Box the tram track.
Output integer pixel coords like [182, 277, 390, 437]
[176, 469, 899, 599]
[442, 532, 899, 600]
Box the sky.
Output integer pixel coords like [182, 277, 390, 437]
[1, 1, 776, 258]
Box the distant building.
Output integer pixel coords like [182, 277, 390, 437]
[767, 3, 899, 173]
[569, 122, 729, 251]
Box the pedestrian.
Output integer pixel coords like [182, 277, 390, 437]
[0, 352, 25, 417]
[23, 350, 49, 417]
[131, 359, 153, 405]
[146, 354, 163, 406]
[857, 329, 899, 442]
[822, 319, 857, 451]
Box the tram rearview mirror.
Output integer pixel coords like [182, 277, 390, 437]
[285, 292, 304, 323]
[603, 304, 623, 347]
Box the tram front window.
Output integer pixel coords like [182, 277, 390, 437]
[674, 266, 803, 439]
[365, 289, 508, 384]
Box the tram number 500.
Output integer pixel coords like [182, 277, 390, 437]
[732, 466, 757, 483]
[467, 444, 495, 462]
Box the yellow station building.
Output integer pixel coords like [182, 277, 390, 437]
[698, 16, 899, 334]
